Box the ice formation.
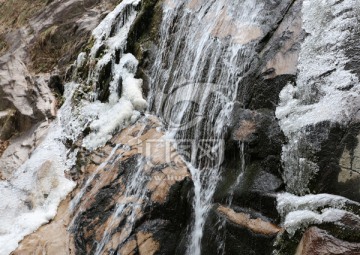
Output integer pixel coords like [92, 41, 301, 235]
[0, 115, 76, 255]
[62, 0, 146, 150]
[283, 209, 347, 236]
[277, 192, 357, 217]
[276, 0, 360, 194]
[277, 193, 360, 236]
[79, 54, 147, 150]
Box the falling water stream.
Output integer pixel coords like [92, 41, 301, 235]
[148, 1, 263, 254]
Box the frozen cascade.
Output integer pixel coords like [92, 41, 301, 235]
[61, 0, 147, 151]
[65, 1, 154, 254]
[148, 0, 265, 254]
[276, 0, 360, 195]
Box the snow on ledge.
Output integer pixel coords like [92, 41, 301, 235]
[277, 192, 360, 236]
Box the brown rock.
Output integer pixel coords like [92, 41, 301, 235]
[0, 139, 9, 157]
[217, 205, 282, 236]
[119, 239, 137, 255]
[261, 0, 305, 78]
[234, 120, 257, 141]
[295, 227, 360, 255]
[137, 232, 160, 255]
[14, 116, 189, 254]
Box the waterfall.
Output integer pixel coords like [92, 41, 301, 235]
[2, 0, 360, 254]
[0, 0, 147, 254]
[148, 0, 263, 253]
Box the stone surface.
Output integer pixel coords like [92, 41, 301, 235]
[14, 116, 192, 254]
[338, 133, 360, 192]
[261, 0, 304, 78]
[217, 205, 282, 236]
[0, 0, 120, 178]
[296, 227, 360, 255]
[202, 205, 281, 255]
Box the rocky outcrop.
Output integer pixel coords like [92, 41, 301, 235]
[0, 0, 119, 178]
[296, 227, 360, 255]
[217, 205, 282, 236]
[14, 116, 193, 254]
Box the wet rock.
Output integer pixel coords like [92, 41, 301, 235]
[260, 0, 305, 79]
[48, 74, 64, 95]
[217, 205, 282, 236]
[202, 205, 281, 255]
[14, 116, 193, 254]
[305, 121, 360, 203]
[215, 108, 284, 221]
[295, 227, 360, 255]
[70, 118, 192, 254]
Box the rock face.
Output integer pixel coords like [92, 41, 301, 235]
[14, 116, 192, 255]
[0, 0, 118, 176]
[1, 0, 360, 254]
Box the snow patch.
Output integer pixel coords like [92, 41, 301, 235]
[284, 209, 346, 236]
[277, 193, 355, 217]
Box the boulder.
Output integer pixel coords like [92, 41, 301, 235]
[296, 227, 360, 255]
